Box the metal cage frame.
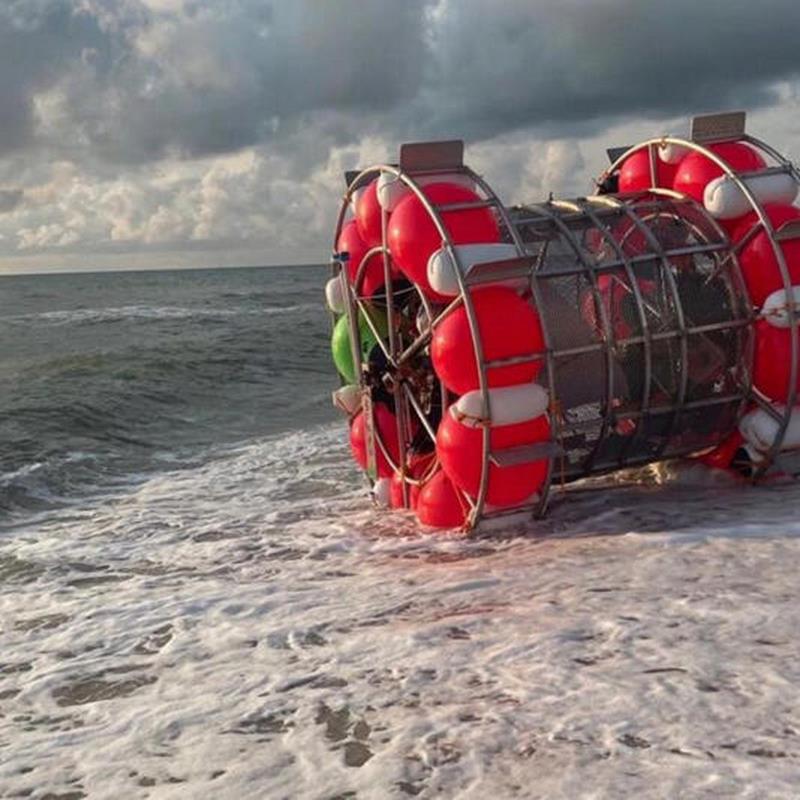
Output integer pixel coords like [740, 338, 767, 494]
[330, 113, 800, 530]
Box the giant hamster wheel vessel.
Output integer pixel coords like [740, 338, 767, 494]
[326, 111, 800, 531]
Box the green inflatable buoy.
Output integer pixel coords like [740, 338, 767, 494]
[331, 308, 388, 383]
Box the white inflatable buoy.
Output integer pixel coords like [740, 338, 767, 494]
[739, 405, 800, 460]
[376, 172, 478, 212]
[658, 142, 690, 165]
[762, 286, 800, 327]
[703, 172, 798, 220]
[332, 384, 361, 416]
[453, 382, 549, 428]
[371, 477, 392, 507]
[325, 277, 345, 313]
[427, 243, 521, 297]
[348, 186, 366, 218]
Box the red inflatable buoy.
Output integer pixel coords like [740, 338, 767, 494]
[416, 470, 468, 529]
[436, 410, 550, 507]
[389, 451, 434, 509]
[431, 286, 544, 395]
[752, 319, 800, 402]
[355, 180, 383, 248]
[697, 430, 745, 471]
[733, 204, 800, 306]
[350, 403, 401, 478]
[388, 182, 500, 301]
[337, 220, 395, 298]
[618, 149, 678, 192]
[337, 220, 368, 280]
[672, 142, 765, 203]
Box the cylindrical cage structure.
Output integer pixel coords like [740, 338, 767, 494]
[328, 122, 800, 530]
[508, 194, 751, 486]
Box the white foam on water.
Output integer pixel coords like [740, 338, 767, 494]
[2, 428, 800, 799]
[0, 303, 318, 326]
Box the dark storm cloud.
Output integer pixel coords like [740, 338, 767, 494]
[37, 0, 432, 163]
[416, 0, 800, 140]
[2, 0, 800, 164]
[0, 0, 119, 154]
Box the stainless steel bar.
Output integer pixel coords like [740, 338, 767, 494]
[471, 172, 558, 519]
[396, 168, 494, 528]
[434, 199, 498, 212]
[619, 201, 691, 462]
[489, 441, 563, 468]
[573, 195, 655, 467]
[379, 189, 410, 508]
[396, 295, 463, 366]
[354, 296, 395, 366]
[403, 383, 438, 443]
[524, 201, 618, 475]
[484, 352, 547, 368]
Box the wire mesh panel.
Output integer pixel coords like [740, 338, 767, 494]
[508, 195, 752, 483]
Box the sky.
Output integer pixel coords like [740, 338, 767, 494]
[1, 0, 800, 274]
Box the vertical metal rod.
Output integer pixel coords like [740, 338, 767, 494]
[618, 202, 690, 459]
[527, 201, 617, 475]
[391, 165, 496, 527]
[585, 196, 656, 465]
[473, 182, 556, 519]
[378, 180, 410, 508]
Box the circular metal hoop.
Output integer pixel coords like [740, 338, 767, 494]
[602, 136, 800, 475]
[330, 131, 798, 531]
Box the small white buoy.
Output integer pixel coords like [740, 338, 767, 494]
[371, 477, 392, 507]
[427, 243, 521, 296]
[658, 142, 690, 165]
[332, 384, 361, 416]
[739, 405, 800, 459]
[325, 277, 345, 313]
[762, 286, 800, 328]
[453, 382, 549, 428]
[703, 172, 798, 220]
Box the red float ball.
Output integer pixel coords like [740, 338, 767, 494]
[753, 319, 800, 403]
[388, 182, 500, 300]
[732, 204, 800, 306]
[697, 430, 745, 472]
[389, 451, 433, 509]
[350, 403, 401, 478]
[337, 220, 368, 281]
[618, 149, 678, 192]
[337, 220, 396, 298]
[431, 286, 544, 395]
[436, 410, 550, 507]
[672, 142, 765, 203]
[416, 470, 468, 529]
[355, 180, 383, 248]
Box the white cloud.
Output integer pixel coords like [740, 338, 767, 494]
[1, 0, 799, 271]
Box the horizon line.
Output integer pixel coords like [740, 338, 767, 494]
[0, 262, 326, 278]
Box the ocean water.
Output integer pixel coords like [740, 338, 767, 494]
[2, 266, 800, 799]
